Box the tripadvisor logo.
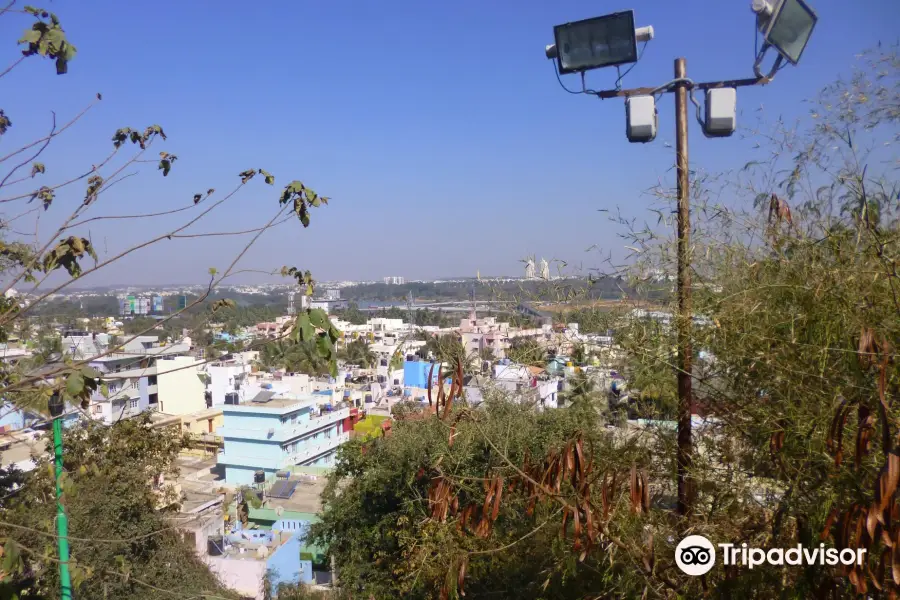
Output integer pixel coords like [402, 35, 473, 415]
[675, 535, 866, 576]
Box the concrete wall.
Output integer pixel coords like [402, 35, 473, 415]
[157, 356, 205, 415]
[267, 534, 314, 588]
[225, 465, 268, 486]
[209, 363, 249, 406]
[205, 556, 267, 600]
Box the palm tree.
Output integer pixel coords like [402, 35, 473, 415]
[338, 339, 376, 368]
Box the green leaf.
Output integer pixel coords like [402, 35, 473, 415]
[65, 372, 85, 398]
[258, 169, 275, 185]
[18, 29, 41, 44]
[80, 365, 100, 379]
[100, 383, 109, 399]
[316, 332, 333, 358]
[297, 313, 314, 342]
[208, 267, 218, 276]
[309, 308, 328, 330]
[299, 203, 310, 227]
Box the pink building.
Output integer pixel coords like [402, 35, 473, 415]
[459, 310, 511, 358]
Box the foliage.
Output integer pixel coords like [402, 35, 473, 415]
[337, 339, 376, 368]
[505, 337, 545, 367]
[310, 398, 648, 599]
[0, 415, 234, 599]
[16, 6, 77, 75]
[601, 44, 900, 597]
[312, 45, 900, 600]
[0, 7, 341, 597]
[256, 339, 325, 376]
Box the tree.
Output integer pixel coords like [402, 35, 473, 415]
[338, 339, 375, 368]
[331, 302, 368, 326]
[558, 371, 598, 412]
[0, 5, 341, 596]
[312, 46, 900, 599]
[0, 414, 234, 599]
[506, 337, 544, 366]
[0, 5, 341, 407]
[310, 397, 643, 599]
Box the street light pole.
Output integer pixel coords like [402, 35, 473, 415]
[673, 58, 693, 517]
[49, 393, 73, 600]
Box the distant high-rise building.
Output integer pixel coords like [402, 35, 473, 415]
[539, 258, 550, 280]
[524, 258, 536, 279]
[324, 288, 341, 300]
[151, 295, 164, 313]
[383, 276, 405, 285]
[177, 295, 187, 311]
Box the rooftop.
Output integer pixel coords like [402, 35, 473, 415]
[222, 393, 324, 413]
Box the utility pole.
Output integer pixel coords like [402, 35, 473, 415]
[546, 0, 819, 523]
[673, 58, 693, 517]
[49, 393, 73, 600]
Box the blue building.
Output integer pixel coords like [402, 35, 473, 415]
[217, 393, 350, 485]
[403, 360, 452, 398]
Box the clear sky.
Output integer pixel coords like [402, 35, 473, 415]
[1, 0, 897, 286]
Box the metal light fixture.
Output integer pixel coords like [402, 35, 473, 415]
[754, 0, 818, 65]
[553, 11, 638, 74]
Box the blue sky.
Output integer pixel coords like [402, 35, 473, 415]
[1, 0, 896, 286]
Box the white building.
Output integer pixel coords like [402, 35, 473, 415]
[539, 258, 550, 280]
[63, 332, 202, 424]
[383, 276, 405, 285]
[524, 258, 535, 279]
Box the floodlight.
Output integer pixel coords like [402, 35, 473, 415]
[625, 95, 657, 143]
[553, 11, 638, 74]
[703, 88, 737, 137]
[758, 0, 818, 65]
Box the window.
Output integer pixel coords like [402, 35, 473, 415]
[92, 404, 102, 415]
[324, 429, 331, 439]
[292, 441, 299, 453]
[290, 414, 297, 425]
[129, 399, 138, 409]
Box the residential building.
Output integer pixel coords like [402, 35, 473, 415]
[459, 310, 511, 359]
[383, 276, 405, 285]
[203, 510, 325, 599]
[63, 333, 199, 424]
[493, 362, 561, 409]
[155, 355, 206, 415]
[217, 393, 350, 485]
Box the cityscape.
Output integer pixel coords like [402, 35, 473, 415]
[0, 1, 895, 599]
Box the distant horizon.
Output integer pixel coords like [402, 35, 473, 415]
[30, 272, 606, 293]
[2, 2, 890, 285]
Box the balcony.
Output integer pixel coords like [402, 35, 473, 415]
[279, 432, 350, 468]
[217, 432, 349, 470]
[218, 407, 350, 443]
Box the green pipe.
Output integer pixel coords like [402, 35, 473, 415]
[52, 416, 73, 600]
